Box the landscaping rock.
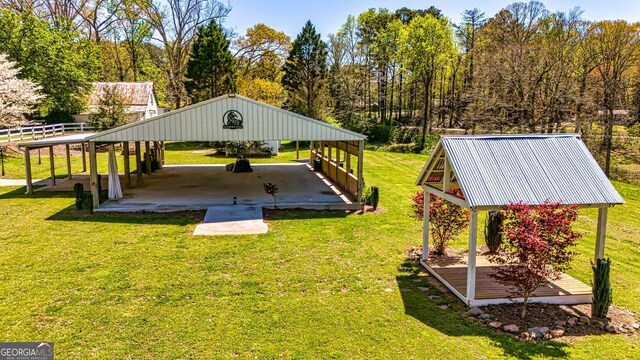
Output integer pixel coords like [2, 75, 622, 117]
[489, 321, 502, 329]
[503, 324, 520, 333]
[550, 328, 565, 337]
[579, 316, 590, 324]
[428, 295, 441, 300]
[554, 320, 566, 327]
[417, 287, 430, 292]
[605, 325, 617, 333]
[468, 307, 484, 316]
[480, 313, 491, 320]
[527, 327, 549, 339]
[595, 321, 606, 329]
[543, 333, 553, 340]
[437, 304, 449, 310]
[567, 318, 578, 327]
[520, 332, 530, 340]
[632, 323, 640, 330]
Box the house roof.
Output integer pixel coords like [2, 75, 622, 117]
[416, 134, 624, 209]
[87, 94, 366, 142]
[88, 82, 154, 106]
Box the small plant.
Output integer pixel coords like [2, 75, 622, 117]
[370, 186, 379, 210]
[412, 189, 469, 256]
[362, 187, 372, 205]
[73, 183, 85, 210]
[263, 182, 279, 209]
[592, 258, 613, 318]
[489, 202, 581, 319]
[484, 210, 503, 253]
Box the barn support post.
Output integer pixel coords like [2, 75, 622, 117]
[89, 142, 99, 209]
[48, 146, 56, 186]
[81, 143, 87, 172]
[296, 141, 300, 159]
[356, 140, 364, 204]
[466, 211, 479, 304]
[24, 148, 33, 195]
[421, 185, 430, 261]
[123, 141, 131, 189]
[144, 141, 151, 175]
[595, 207, 608, 260]
[135, 141, 142, 184]
[65, 144, 72, 179]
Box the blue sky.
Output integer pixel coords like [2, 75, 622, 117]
[224, 0, 640, 39]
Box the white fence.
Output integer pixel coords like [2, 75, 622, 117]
[0, 123, 94, 144]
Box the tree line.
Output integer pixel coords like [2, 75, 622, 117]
[0, 1, 639, 175]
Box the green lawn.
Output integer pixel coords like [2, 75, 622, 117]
[0, 144, 638, 358]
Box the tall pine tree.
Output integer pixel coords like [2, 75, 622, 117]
[186, 20, 235, 103]
[282, 20, 328, 119]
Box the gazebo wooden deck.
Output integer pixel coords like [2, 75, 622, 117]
[416, 134, 625, 307]
[423, 254, 592, 306]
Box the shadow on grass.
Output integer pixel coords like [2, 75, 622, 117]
[262, 208, 349, 221]
[45, 204, 206, 225]
[0, 187, 75, 199]
[396, 259, 570, 359]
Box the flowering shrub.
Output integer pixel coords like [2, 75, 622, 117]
[489, 201, 581, 318]
[413, 189, 469, 255]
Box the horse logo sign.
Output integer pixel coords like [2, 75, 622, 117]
[222, 110, 243, 129]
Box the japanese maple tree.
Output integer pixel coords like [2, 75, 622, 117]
[489, 201, 581, 318]
[413, 189, 469, 256]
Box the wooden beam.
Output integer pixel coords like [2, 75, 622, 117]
[595, 207, 608, 260]
[123, 141, 131, 189]
[356, 140, 364, 204]
[65, 144, 72, 179]
[422, 185, 431, 261]
[89, 142, 99, 209]
[425, 185, 469, 208]
[135, 141, 142, 184]
[24, 149, 32, 195]
[443, 157, 451, 192]
[81, 143, 87, 172]
[466, 211, 479, 304]
[144, 141, 152, 175]
[48, 146, 55, 186]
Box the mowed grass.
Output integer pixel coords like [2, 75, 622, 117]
[0, 144, 638, 358]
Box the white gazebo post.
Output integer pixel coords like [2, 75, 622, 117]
[421, 185, 430, 262]
[595, 207, 608, 260]
[466, 210, 478, 304]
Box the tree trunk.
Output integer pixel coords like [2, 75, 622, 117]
[421, 76, 431, 148]
[604, 110, 614, 176]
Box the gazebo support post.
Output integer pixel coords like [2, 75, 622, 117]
[24, 148, 33, 195]
[65, 144, 72, 179]
[595, 207, 608, 260]
[135, 141, 142, 184]
[81, 143, 87, 172]
[466, 210, 479, 305]
[48, 146, 56, 186]
[144, 141, 151, 175]
[356, 140, 364, 204]
[123, 141, 131, 189]
[296, 141, 300, 159]
[421, 186, 430, 261]
[89, 142, 99, 209]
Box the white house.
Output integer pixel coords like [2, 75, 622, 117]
[74, 82, 159, 123]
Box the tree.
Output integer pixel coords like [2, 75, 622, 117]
[282, 20, 328, 119]
[590, 20, 640, 175]
[88, 85, 127, 130]
[489, 202, 581, 319]
[185, 19, 235, 102]
[412, 189, 469, 256]
[0, 53, 43, 127]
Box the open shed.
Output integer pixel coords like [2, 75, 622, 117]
[416, 134, 624, 306]
[81, 94, 366, 211]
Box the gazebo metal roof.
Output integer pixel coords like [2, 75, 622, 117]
[416, 134, 624, 210]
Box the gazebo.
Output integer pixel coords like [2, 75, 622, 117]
[416, 134, 624, 306]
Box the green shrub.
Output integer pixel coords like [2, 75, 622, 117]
[484, 211, 503, 253]
[592, 258, 613, 318]
[383, 143, 421, 153]
[362, 187, 372, 205]
[370, 186, 379, 210]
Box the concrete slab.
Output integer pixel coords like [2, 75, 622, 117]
[95, 163, 357, 212]
[193, 205, 268, 236]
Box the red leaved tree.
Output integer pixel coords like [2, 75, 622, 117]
[489, 202, 581, 318]
[413, 189, 469, 256]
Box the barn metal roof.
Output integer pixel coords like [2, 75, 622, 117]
[416, 134, 624, 209]
[87, 94, 366, 142]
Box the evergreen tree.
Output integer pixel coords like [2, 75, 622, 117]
[185, 19, 235, 103]
[282, 20, 328, 119]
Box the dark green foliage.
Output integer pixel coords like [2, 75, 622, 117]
[370, 186, 379, 210]
[74, 183, 85, 210]
[43, 110, 75, 124]
[484, 210, 503, 253]
[282, 20, 328, 119]
[88, 86, 128, 130]
[186, 19, 236, 102]
[592, 258, 613, 318]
